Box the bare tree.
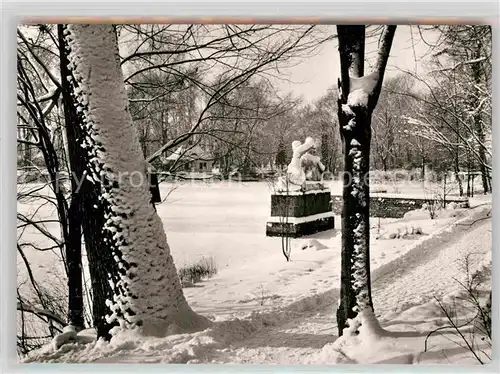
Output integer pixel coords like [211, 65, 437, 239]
[436, 26, 491, 194]
[400, 25, 492, 193]
[372, 75, 413, 172]
[335, 25, 397, 336]
[17, 24, 86, 336]
[133, 25, 327, 164]
[401, 72, 492, 191]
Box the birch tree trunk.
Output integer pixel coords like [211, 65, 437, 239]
[335, 25, 396, 336]
[65, 24, 211, 337]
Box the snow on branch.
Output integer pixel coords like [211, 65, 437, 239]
[428, 57, 487, 74]
[35, 87, 60, 103]
[17, 302, 66, 327]
[403, 115, 492, 172]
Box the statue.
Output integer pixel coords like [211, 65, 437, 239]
[300, 148, 326, 182]
[276, 137, 326, 192]
[267, 136, 335, 238]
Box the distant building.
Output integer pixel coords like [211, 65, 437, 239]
[161, 144, 214, 172]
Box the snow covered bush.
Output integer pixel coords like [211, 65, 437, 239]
[382, 225, 424, 240]
[421, 200, 466, 220]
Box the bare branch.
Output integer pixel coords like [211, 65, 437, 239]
[17, 29, 61, 89]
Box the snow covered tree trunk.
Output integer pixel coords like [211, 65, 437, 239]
[59, 24, 118, 339]
[65, 24, 210, 337]
[335, 25, 396, 336]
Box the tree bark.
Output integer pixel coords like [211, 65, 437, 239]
[421, 156, 426, 181]
[81, 189, 119, 340]
[335, 25, 396, 336]
[453, 150, 463, 197]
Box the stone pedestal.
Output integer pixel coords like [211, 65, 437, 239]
[266, 184, 335, 238]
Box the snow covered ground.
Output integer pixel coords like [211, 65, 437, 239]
[17, 181, 492, 364]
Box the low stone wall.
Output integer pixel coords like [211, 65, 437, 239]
[331, 195, 469, 219]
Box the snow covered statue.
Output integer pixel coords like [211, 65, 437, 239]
[267, 137, 334, 238]
[299, 141, 326, 182]
[277, 137, 326, 191]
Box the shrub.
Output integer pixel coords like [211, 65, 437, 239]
[425, 255, 492, 364]
[178, 256, 218, 286]
[17, 282, 68, 357]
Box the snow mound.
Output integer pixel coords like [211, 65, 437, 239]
[320, 309, 407, 364]
[438, 208, 467, 219]
[51, 326, 78, 351]
[402, 209, 431, 221]
[321, 274, 492, 365]
[25, 322, 251, 364]
[300, 239, 328, 251]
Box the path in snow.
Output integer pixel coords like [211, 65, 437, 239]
[208, 206, 492, 364]
[372, 207, 491, 317]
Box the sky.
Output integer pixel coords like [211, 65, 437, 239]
[275, 25, 439, 103]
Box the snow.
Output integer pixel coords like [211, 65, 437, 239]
[324, 213, 492, 364]
[347, 89, 369, 107]
[300, 239, 328, 251]
[346, 137, 372, 312]
[17, 181, 491, 364]
[341, 104, 354, 117]
[267, 211, 335, 225]
[51, 325, 78, 351]
[273, 187, 327, 196]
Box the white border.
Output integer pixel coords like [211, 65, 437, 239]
[1, 1, 499, 374]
